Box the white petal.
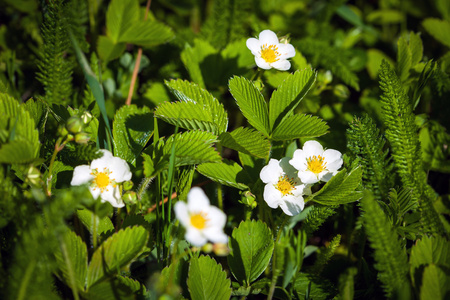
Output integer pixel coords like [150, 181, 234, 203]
[319, 172, 334, 182]
[206, 206, 227, 229]
[99, 185, 123, 208]
[303, 140, 324, 157]
[263, 184, 282, 208]
[255, 56, 272, 69]
[323, 149, 343, 171]
[185, 228, 207, 247]
[298, 170, 320, 184]
[246, 38, 262, 55]
[260, 159, 283, 183]
[277, 44, 296, 59]
[91, 149, 114, 170]
[203, 227, 228, 244]
[271, 59, 291, 71]
[259, 30, 279, 45]
[71, 165, 93, 185]
[290, 150, 307, 171]
[278, 195, 304, 216]
[109, 156, 132, 182]
[187, 187, 210, 213]
[174, 201, 190, 227]
[279, 157, 297, 177]
[89, 186, 101, 200]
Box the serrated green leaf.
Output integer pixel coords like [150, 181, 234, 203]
[229, 76, 270, 137]
[119, 20, 173, 46]
[294, 273, 334, 300]
[420, 264, 449, 300]
[0, 140, 37, 164]
[228, 220, 274, 286]
[271, 114, 329, 141]
[219, 127, 271, 159]
[269, 69, 316, 130]
[397, 36, 412, 82]
[87, 226, 148, 288]
[55, 230, 88, 292]
[197, 159, 250, 190]
[106, 0, 140, 43]
[164, 130, 221, 167]
[306, 167, 363, 205]
[97, 35, 126, 63]
[410, 32, 423, 66]
[187, 255, 232, 300]
[84, 276, 140, 300]
[113, 105, 153, 166]
[76, 209, 115, 236]
[366, 49, 395, 79]
[181, 39, 217, 88]
[163, 79, 228, 134]
[422, 18, 450, 48]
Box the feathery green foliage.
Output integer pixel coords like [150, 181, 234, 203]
[360, 191, 409, 297]
[347, 114, 393, 201]
[302, 205, 338, 237]
[36, 0, 74, 105]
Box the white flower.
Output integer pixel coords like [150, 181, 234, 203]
[289, 140, 343, 184]
[174, 187, 228, 247]
[71, 149, 132, 208]
[246, 29, 296, 71]
[260, 158, 310, 216]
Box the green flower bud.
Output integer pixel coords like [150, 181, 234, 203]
[74, 132, 90, 144]
[66, 116, 84, 134]
[239, 191, 257, 209]
[123, 191, 137, 205]
[213, 243, 230, 256]
[58, 124, 69, 137]
[81, 111, 93, 124]
[201, 243, 213, 253]
[333, 84, 350, 100]
[26, 166, 42, 186]
[123, 180, 134, 191]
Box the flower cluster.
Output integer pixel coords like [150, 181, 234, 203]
[260, 140, 343, 216]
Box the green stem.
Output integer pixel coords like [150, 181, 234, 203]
[59, 237, 80, 300]
[46, 137, 64, 196]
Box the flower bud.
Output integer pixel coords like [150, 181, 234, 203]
[26, 166, 42, 186]
[239, 191, 257, 209]
[123, 180, 134, 191]
[81, 111, 93, 124]
[66, 116, 84, 134]
[74, 132, 90, 144]
[333, 84, 350, 100]
[58, 124, 69, 137]
[123, 191, 137, 205]
[201, 243, 213, 253]
[213, 243, 230, 256]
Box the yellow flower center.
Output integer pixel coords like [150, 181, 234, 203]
[91, 168, 116, 193]
[260, 44, 280, 63]
[306, 155, 327, 174]
[275, 175, 296, 196]
[190, 212, 208, 229]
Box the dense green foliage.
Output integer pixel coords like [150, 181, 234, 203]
[1, 0, 449, 299]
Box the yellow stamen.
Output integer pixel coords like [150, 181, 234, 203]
[190, 212, 208, 229]
[260, 44, 280, 63]
[275, 175, 296, 196]
[91, 168, 116, 193]
[306, 155, 327, 174]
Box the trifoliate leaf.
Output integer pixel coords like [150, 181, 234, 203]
[219, 127, 271, 159]
[197, 159, 250, 190]
[271, 114, 329, 141]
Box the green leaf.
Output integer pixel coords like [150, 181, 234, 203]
[366, 49, 395, 79]
[187, 255, 232, 300]
[55, 230, 88, 292]
[119, 20, 173, 46]
[180, 39, 217, 88]
[164, 130, 221, 167]
[397, 36, 412, 82]
[164, 79, 228, 134]
[219, 127, 271, 159]
[419, 264, 450, 300]
[409, 32, 423, 66]
[306, 167, 363, 205]
[76, 209, 115, 236]
[106, 0, 140, 43]
[0, 140, 37, 164]
[87, 226, 148, 288]
[228, 220, 274, 286]
[84, 276, 143, 300]
[97, 35, 126, 63]
[271, 114, 329, 141]
[422, 18, 450, 48]
[294, 273, 335, 300]
[229, 76, 270, 137]
[197, 159, 250, 190]
[269, 69, 316, 130]
[113, 105, 153, 166]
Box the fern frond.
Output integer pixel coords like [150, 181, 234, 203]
[360, 191, 409, 297]
[379, 60, 446, 236]
[201, 0, 252, 49]
[302, 204, 338, 237]
[36, 0, 74, 105]
[347, 114, 394, 202]
[308, 234, 341, 275]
